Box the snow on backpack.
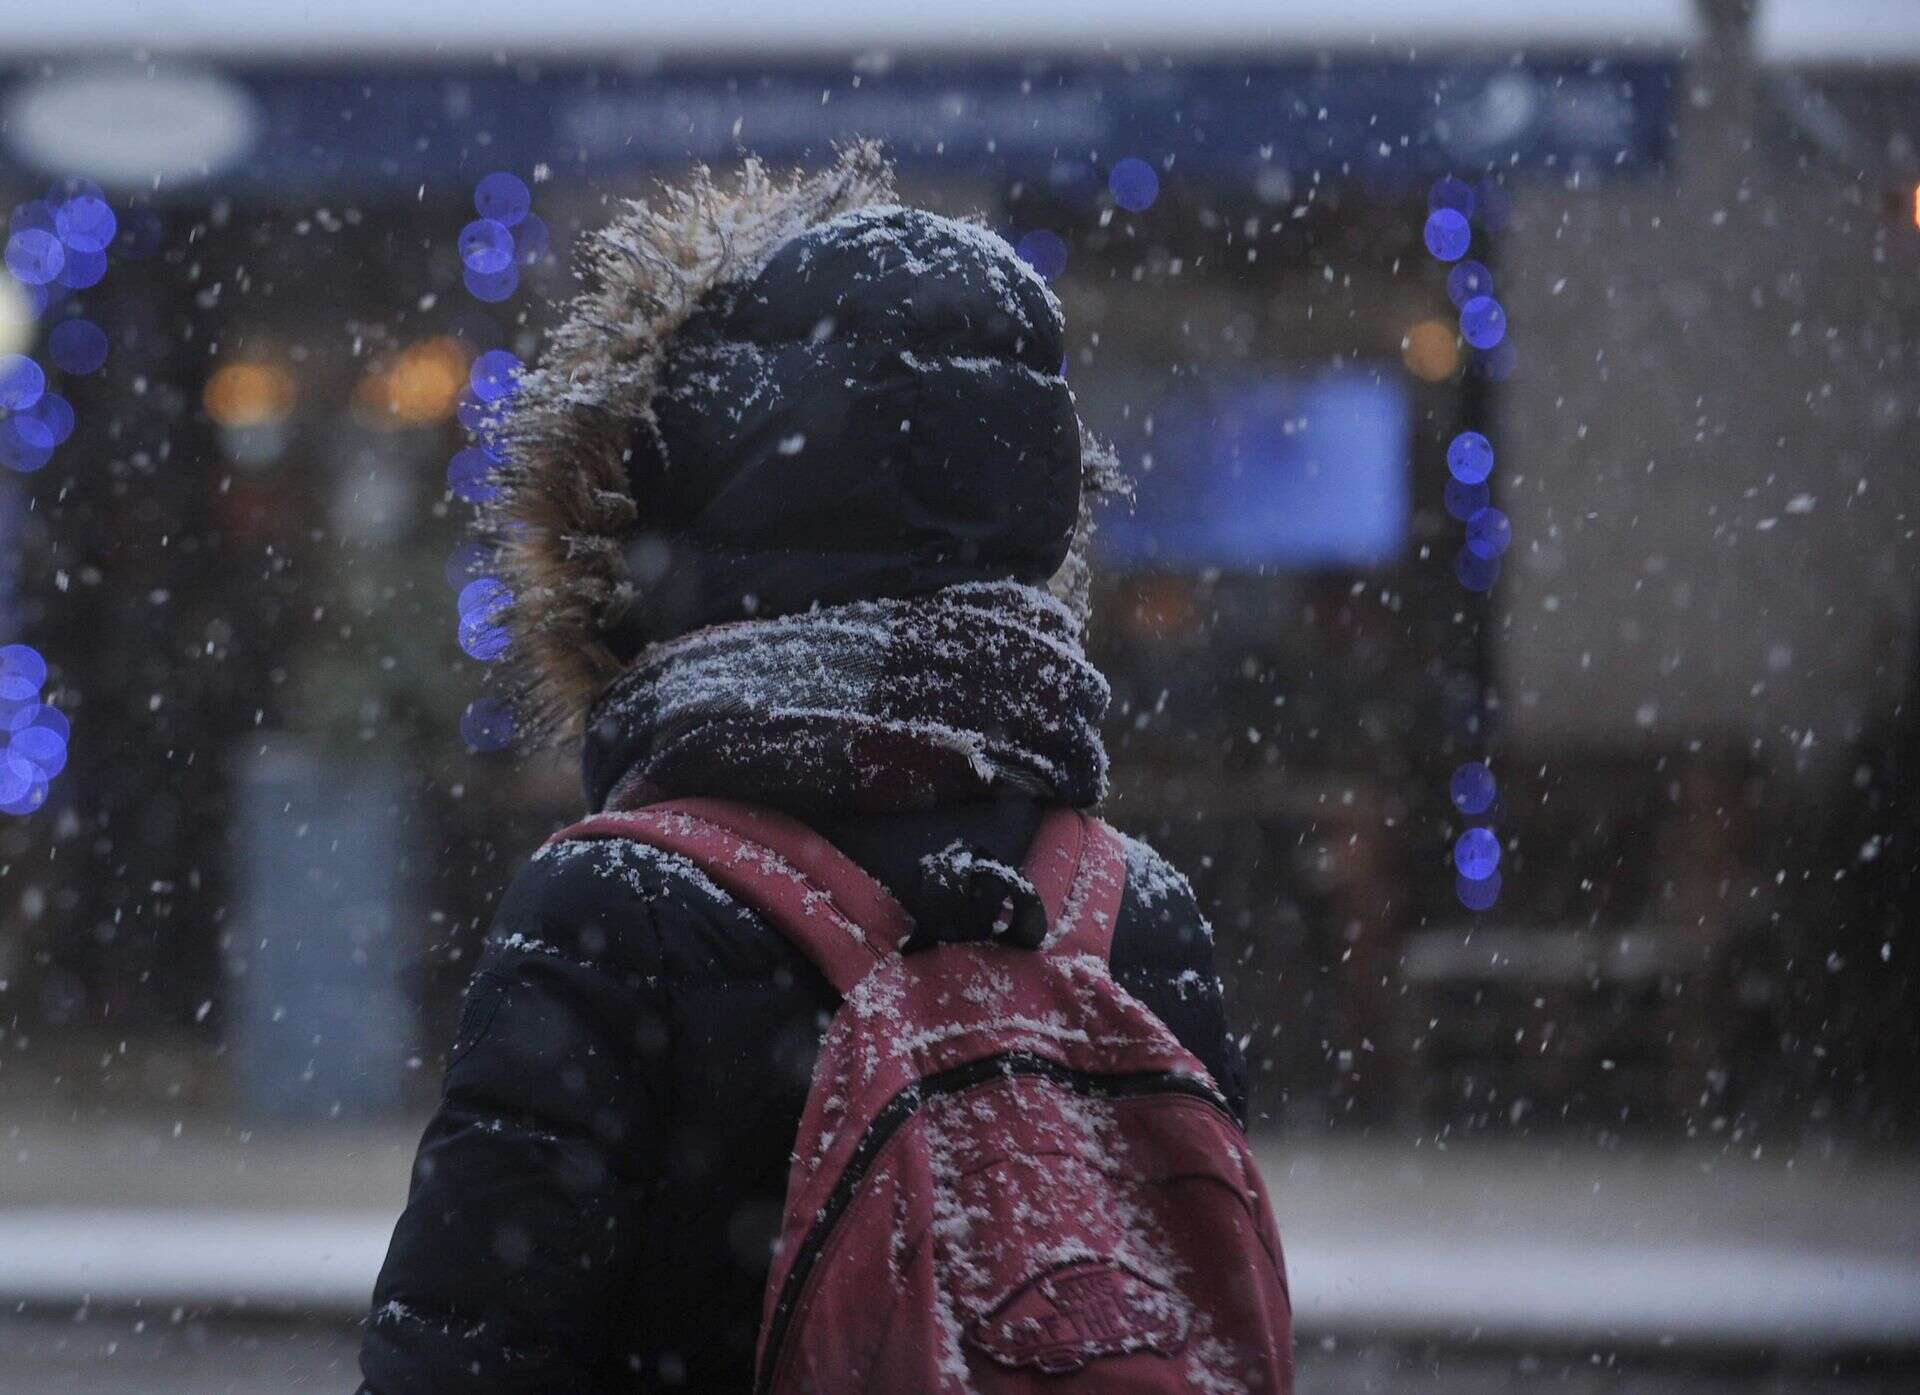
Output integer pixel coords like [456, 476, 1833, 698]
[553, 797, 1293, 1394]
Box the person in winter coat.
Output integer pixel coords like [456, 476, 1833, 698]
[358, 143, 1250, 1394]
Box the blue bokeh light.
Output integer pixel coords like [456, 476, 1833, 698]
[14, 227, 65, 277]
[475, 173, 531, 228]
[455, 391, 507, 449]
[457, 576, 511, 619]
[9, 724, 66, 778]
[48, 318, 108, 374]
[1109, 158, 1160, 213]
[1015, 229, 1068, 280]
[55, 247, 107, 290]
[460, 696, 515, 752]
[1453, 826, 1501, 880]
[0, 421, 54, 474]
[10, 414, 53, 453]
[1454, 546, 1501, 592]
[1, 778, 50, 816]
[1446, 430, 1494, 485]
[26, 393, 75, 447]
[1460, 294, 1507, 349]
[0, 648, 62, 814]
[458, 612, 510, 663]
[55, 196, 116, 254]
[459, 219, 514, 274]
[1449, 761, 1496, 815]
[1422, 208, 1470, 262]
[1445, 259, 1493, 308]
[455, 391, 490, 434]
[4, 230, 63, 286]
[2, 774, 49, 815]
[1443, 477, 1491, 522]
[1428, 175, 1475, 217]
[470, 350, 522, 403]
[447, 447, 502, 503]
[0, 643, 46, 690]
[1456, 869, 1502, 911]
[1465, 506, 1513, 560]
[463, 262, 519, 303]
[11, 702, 68, 743]
[0, 752, 40, 807]
[0, 354, 46, 411]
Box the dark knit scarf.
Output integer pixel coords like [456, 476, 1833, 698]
[592, 581, 1110, 816]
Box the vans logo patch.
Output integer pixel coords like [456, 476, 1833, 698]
[967, 1261, 1190, 1374]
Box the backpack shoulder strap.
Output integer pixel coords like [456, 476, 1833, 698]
[547, 797, 912, 995]
[1023, 807, 1129, 962]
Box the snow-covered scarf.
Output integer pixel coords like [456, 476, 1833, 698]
[597, 581, 1110, 816]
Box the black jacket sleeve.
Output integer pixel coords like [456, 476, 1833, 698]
[358, 839, 674, 1395]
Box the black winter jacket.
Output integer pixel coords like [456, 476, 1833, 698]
[358, 795, 1243, 1394]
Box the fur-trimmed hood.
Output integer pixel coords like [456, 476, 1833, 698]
[480, 143, 1117, 747]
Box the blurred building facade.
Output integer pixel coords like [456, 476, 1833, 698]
[0, 1, 1915, 1142]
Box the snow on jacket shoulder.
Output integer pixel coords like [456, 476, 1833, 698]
[357, 800, 1244, 1395]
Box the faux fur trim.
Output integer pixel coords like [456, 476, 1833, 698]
[1055, 421, 1127, 631]
[480, 143, 1117, 747]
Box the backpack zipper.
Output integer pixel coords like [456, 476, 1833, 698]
[754, 1050, 1233, 1394]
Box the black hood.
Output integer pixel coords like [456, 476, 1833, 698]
[605, 206, 1082, 653]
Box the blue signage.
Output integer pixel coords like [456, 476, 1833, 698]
[1099, 368, 1412, 572]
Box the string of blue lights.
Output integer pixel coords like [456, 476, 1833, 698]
[448, 173, 534, 754]
[1424, 177, 1509, 911]
[0, 181, 127, 816]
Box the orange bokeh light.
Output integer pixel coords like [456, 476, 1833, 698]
[1402, 318, 1460, 383]
[204, 362, 297, 429]
[355, 337, 470, 428]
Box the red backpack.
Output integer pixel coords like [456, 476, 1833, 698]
[553, 797, 1292, 1394]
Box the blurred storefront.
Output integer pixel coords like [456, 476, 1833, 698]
[0, 1, 1915, 1144]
